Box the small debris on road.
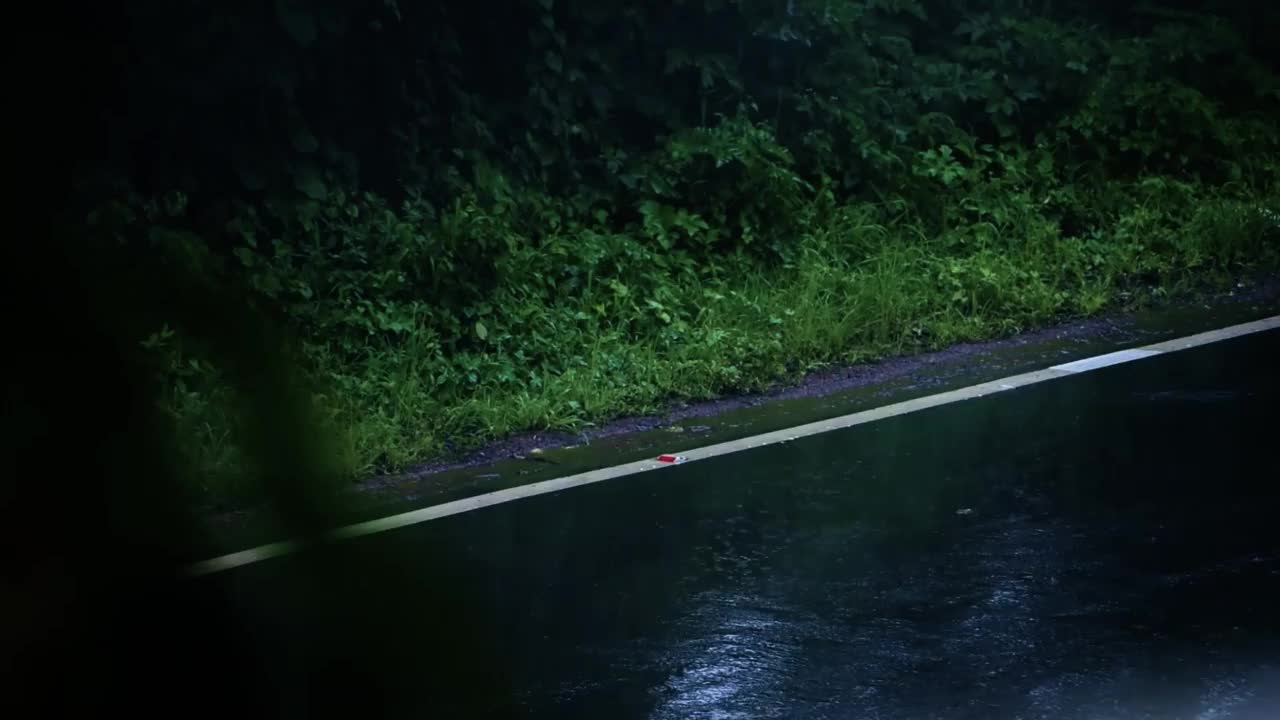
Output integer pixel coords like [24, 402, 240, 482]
[513, 450, 558, 465]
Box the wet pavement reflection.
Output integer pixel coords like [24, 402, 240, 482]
[212, 329, 1280, 718]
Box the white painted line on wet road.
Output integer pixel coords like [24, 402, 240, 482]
[1144, 315, 1280, 352]
[1050, 348, 1162, 373]
[184, 315, 1280, 578]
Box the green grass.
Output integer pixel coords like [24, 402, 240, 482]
[166, 180, 1280, 510]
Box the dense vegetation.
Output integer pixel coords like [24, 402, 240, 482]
[61, 0, 1280, 506]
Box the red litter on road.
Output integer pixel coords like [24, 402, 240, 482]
[656, 454, 688, 464]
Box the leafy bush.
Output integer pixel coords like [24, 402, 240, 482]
[72, 0, 1280, 507]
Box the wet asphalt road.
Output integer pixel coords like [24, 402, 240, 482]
[204, 329, 1280, 718]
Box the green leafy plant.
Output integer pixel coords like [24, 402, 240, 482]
[72, 0, 1280, 509]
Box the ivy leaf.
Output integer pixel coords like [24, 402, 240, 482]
[475, 321, 489, 341]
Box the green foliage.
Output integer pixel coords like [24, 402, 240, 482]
[76, 0, 1280, 507]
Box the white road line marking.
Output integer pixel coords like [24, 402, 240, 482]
[184, 314, 1280, 578]
[1051, 348, 1163, 373]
